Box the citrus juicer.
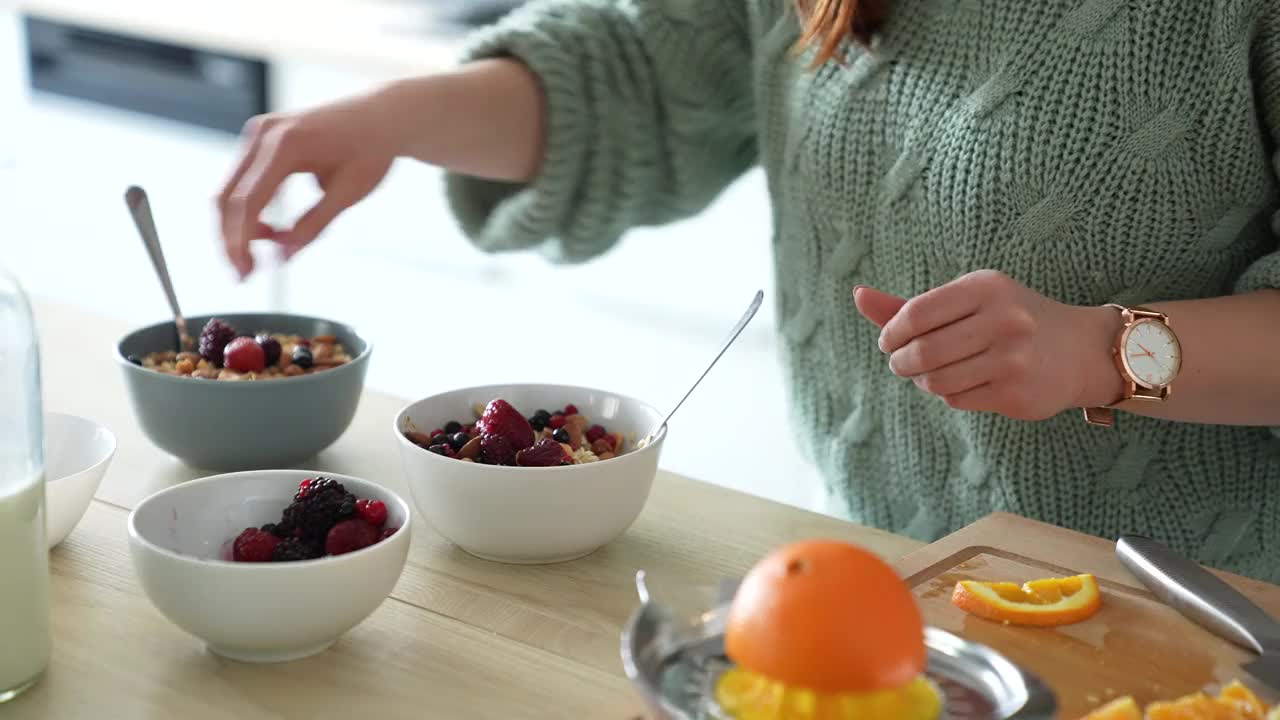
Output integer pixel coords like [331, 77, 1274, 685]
[620, 572, 1057, 720]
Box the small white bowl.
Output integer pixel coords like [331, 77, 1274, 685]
[45, 412, 117, 548]
[127, 470, 411, 663]
[394, 384, 666, 565]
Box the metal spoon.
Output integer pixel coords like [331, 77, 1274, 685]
[641, 290, 763, 447]
[125, 186, 192, 351]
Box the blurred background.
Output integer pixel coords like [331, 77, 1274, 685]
[0, 0, 823, 510]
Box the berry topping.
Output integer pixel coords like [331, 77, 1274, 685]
[444, 421, 463, 434]
[477, 399, 536, 451]
[284, 478, 356, 544]
[480, 433, 518, 466]
[255, 334, 282, 366]
[324, 519, 379, 556]
[380, 527, 399, 541]
[292, 345, 314, 369]
[552, 427, 571, 444]
[549, 414, 567, 430]
[272, 537, 321, 562]
[232, 528, 281, 562]
[223, 337, 266, 374]
[564, 404, 579, 416]
[516, 438, 572, 467]
[534, 410, 552, 420]
[430, 429, 446, 441]
[355, 498, 388, 527]
[296, 477, 314, 499]
[448, 432, 470, 451]
[197, 318, 238, 367]
[529, 415, 547, 432]
[586, 425, 607, 443]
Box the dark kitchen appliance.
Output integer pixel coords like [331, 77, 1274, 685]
[24, 16, 269, 135]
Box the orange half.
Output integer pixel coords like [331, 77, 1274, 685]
[951, 574, 1102, 627]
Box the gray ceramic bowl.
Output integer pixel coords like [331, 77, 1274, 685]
[116, 313, 371, 471]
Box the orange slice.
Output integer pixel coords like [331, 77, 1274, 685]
[950, 574, 1101, 626]
[1081, 697, 1143, 720]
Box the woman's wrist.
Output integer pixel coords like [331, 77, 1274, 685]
[1071, 304, 1126, 410]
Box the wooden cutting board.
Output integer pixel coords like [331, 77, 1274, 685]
[893, 513, 1280, 719]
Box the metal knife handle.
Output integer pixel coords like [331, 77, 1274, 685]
[1117, 535, 1280, 654]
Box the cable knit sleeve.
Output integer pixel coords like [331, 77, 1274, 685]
[1235, 6, 1280, 293]
[442, 0, 758, 263]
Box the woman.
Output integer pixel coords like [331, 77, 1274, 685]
[217, 0, 1280, 580]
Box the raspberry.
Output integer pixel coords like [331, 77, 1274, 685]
[325, 519, 379, 556]
[586, 425, 607, 443]
[272, 537, 321, 562]
[516, 438, 572, 467]
[379, 527, 398, 541]
[198, 318, 238, 367]
[224, 337, 266, 373]
[564, 404, 579, 415]
[355, 499, 388, 527]
[232, 528, 280, 562]
[549, 414, 567, 430]
[480, 433, 517, 465]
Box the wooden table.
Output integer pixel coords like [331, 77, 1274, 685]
[10, 299, 924, 719]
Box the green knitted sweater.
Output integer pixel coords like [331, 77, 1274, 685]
[444, 0, 1280, 580]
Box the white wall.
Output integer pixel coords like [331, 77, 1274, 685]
[0, 9, 825, 510]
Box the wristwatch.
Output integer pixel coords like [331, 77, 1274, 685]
[1083, 304, 1182, 428]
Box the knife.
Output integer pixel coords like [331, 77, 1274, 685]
[1117, 535, 1280, 691]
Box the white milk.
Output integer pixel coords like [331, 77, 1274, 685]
[0, 473, 50, 699]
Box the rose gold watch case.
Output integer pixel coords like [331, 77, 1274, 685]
[1083, 306, 1180, 428]
[1116, 316, 1182, 394]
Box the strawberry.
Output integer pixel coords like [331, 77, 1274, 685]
[232, 528, 280, 562]
[477, 399, 535, 451]
[324, 519, 379, 556]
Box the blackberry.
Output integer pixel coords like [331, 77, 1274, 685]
[337, 493, 357, 520]
[260, 522, 277, 535]
[271, 537, 320, 562]
[198, 318, 238, 367]
[283, 478, 352, 543]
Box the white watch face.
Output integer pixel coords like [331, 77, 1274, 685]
[1121, 319, 1182, 388]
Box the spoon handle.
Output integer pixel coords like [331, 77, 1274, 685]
[648, 290, 763, 441]
[125, 186, 191, 350]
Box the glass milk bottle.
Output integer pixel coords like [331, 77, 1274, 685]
[0, 265, 50, 702]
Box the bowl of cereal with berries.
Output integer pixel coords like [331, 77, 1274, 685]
[127, 470, 410, 663]
[116, 313, 371, 471]
[394, 384, 666, 565]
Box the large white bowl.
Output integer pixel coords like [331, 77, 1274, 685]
[394, 384, 666, 565]
[45, 412, 117, 548]
[127, 470, 411, 663]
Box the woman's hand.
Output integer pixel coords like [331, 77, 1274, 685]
[853, 271, 1121, 421]
[217, 93, 400, 279]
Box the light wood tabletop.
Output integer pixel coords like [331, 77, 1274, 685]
[9, 299, 924, 719]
